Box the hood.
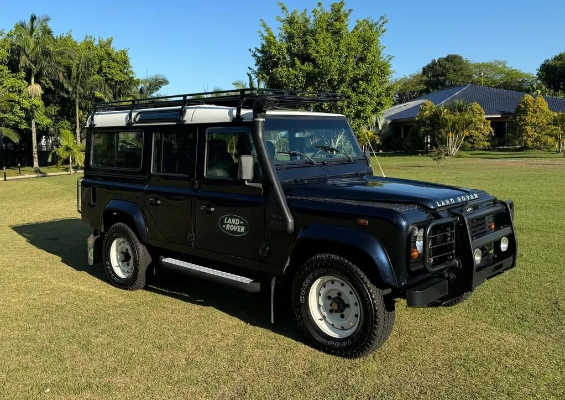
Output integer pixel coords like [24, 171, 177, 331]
[283, 176, 487, 210]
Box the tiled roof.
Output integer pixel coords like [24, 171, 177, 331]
[384, 84, 565, 122]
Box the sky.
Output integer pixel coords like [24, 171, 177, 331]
[1, 0, 565, 95]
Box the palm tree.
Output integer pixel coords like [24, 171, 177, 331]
[48, 129, 84, 173]
[12, 13, 57, 172]
[137, 74, 169, 98]
[60, 42, 95, 144]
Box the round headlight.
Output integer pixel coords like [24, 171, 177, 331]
[474, 248, 483, 265]
[500, 237, 509, 252]
[416, 228, 424, 253]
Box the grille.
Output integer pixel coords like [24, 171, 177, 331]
[469, 214, 494, 238]
[427, 222, 456, 268]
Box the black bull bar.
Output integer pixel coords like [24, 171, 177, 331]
[407, 199, 517, 307]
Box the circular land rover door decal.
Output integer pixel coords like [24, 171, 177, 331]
[219, 215, 249, 237]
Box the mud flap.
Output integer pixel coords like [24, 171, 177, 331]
[87, 232, 102, 265]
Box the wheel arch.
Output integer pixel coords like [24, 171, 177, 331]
[284, 225, 398, 289]
[101, 200, 149, 243]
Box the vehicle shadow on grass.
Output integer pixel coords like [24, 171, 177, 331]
[12, 218, 303, 344]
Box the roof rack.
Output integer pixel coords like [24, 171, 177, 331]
[94, 88, 345, 120]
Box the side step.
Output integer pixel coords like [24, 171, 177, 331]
[159, 257, 261, 293]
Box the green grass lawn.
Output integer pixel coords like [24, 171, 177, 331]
[0, 151, 564, 399]
[3, 164, 77, 178]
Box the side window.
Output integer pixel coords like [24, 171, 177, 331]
[205, 130, 254, 179]
[91, 131, 143, 169]
[152, 130, 196, 176]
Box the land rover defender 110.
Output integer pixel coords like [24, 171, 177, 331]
[79, 89, 517, 358]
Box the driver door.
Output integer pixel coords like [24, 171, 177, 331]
[194, 127, 266, 260]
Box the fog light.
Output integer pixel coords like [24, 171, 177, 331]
[474, 248, 483, 265]
[500, 237, 509, 252]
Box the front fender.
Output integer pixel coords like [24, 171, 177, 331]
[103, 200, 149, 243]
[289, 224, 397, 287]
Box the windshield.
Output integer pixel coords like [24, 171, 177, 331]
[264, 117, 362, 164]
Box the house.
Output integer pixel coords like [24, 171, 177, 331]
[384, 84, 565, 147]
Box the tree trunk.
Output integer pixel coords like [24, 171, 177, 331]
[75, 97, 81, 144]
[69, 153, 73, 174]
[31, 118, 39, 172]
[30, 74, 40, 172]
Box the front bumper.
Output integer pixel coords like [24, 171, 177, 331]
[407, 255, 514, 307]
[406, 199, 517, 307]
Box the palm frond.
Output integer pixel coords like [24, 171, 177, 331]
[0, 127, 20, 144]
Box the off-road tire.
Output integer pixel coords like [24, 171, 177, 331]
[292, 253, 395, 358]
[440, 292, 471, 307]
[102, 222, 151, 290]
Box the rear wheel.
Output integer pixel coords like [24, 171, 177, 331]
[102, 222, 151, 290]
[292, 254, 395, 358]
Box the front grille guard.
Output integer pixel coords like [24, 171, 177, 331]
[423, 217, 458, 272]
[423, 199, 516, 274]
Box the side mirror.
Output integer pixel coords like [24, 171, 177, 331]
[238, 155, 255, 181]
[364, 149, 372, 162]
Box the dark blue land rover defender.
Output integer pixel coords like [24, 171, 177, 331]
[79, 89, 517, 358]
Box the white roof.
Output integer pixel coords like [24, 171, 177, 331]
[87, 105, 344, 128]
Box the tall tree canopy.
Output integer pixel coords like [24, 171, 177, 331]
[510, 94, 553, 149]
[471, 60, 536, 92]
[250, 1, 393, 135]
[392, 73, 426, 104]
[421, 54, 473, 92]
[538, 52, 565, 92]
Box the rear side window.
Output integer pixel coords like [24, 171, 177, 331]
[91, 131, 143, 169]
[152, 130, 196, 176]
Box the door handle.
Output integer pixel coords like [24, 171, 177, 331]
[148, 198, 161, 206]
[199, 204, 215, 212]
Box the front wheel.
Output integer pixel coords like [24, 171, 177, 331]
[292, 254, 395, 358]
[102, 222, 151, 290]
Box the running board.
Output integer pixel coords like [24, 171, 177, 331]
[159, 257, 261, 293]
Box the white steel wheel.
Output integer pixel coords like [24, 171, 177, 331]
[109, 237, 134, 279]
[307, 275, 362, 339]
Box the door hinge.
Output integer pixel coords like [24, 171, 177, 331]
[259, 245, 269, 257]
[188, 232, 195, 243]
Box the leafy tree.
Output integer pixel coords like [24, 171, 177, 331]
[471, 60, 536, 92]
[12, 13, 57, 171]
[538, 52, 565, 92]
[47, 129, 84, 173]
[509, 94, 553, 149]
[0, 90, 20, 147]
[392, 73, 426, 104]
[95, 38, 137, 101]
[550, 112, 565, 153]
[414, 100, 492, 156]
[250, 1, 393, 136]
[421, 54, 473, 92]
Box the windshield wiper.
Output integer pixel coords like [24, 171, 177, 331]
[315, 145, 353, 162]
[277, 151, 318, 165]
